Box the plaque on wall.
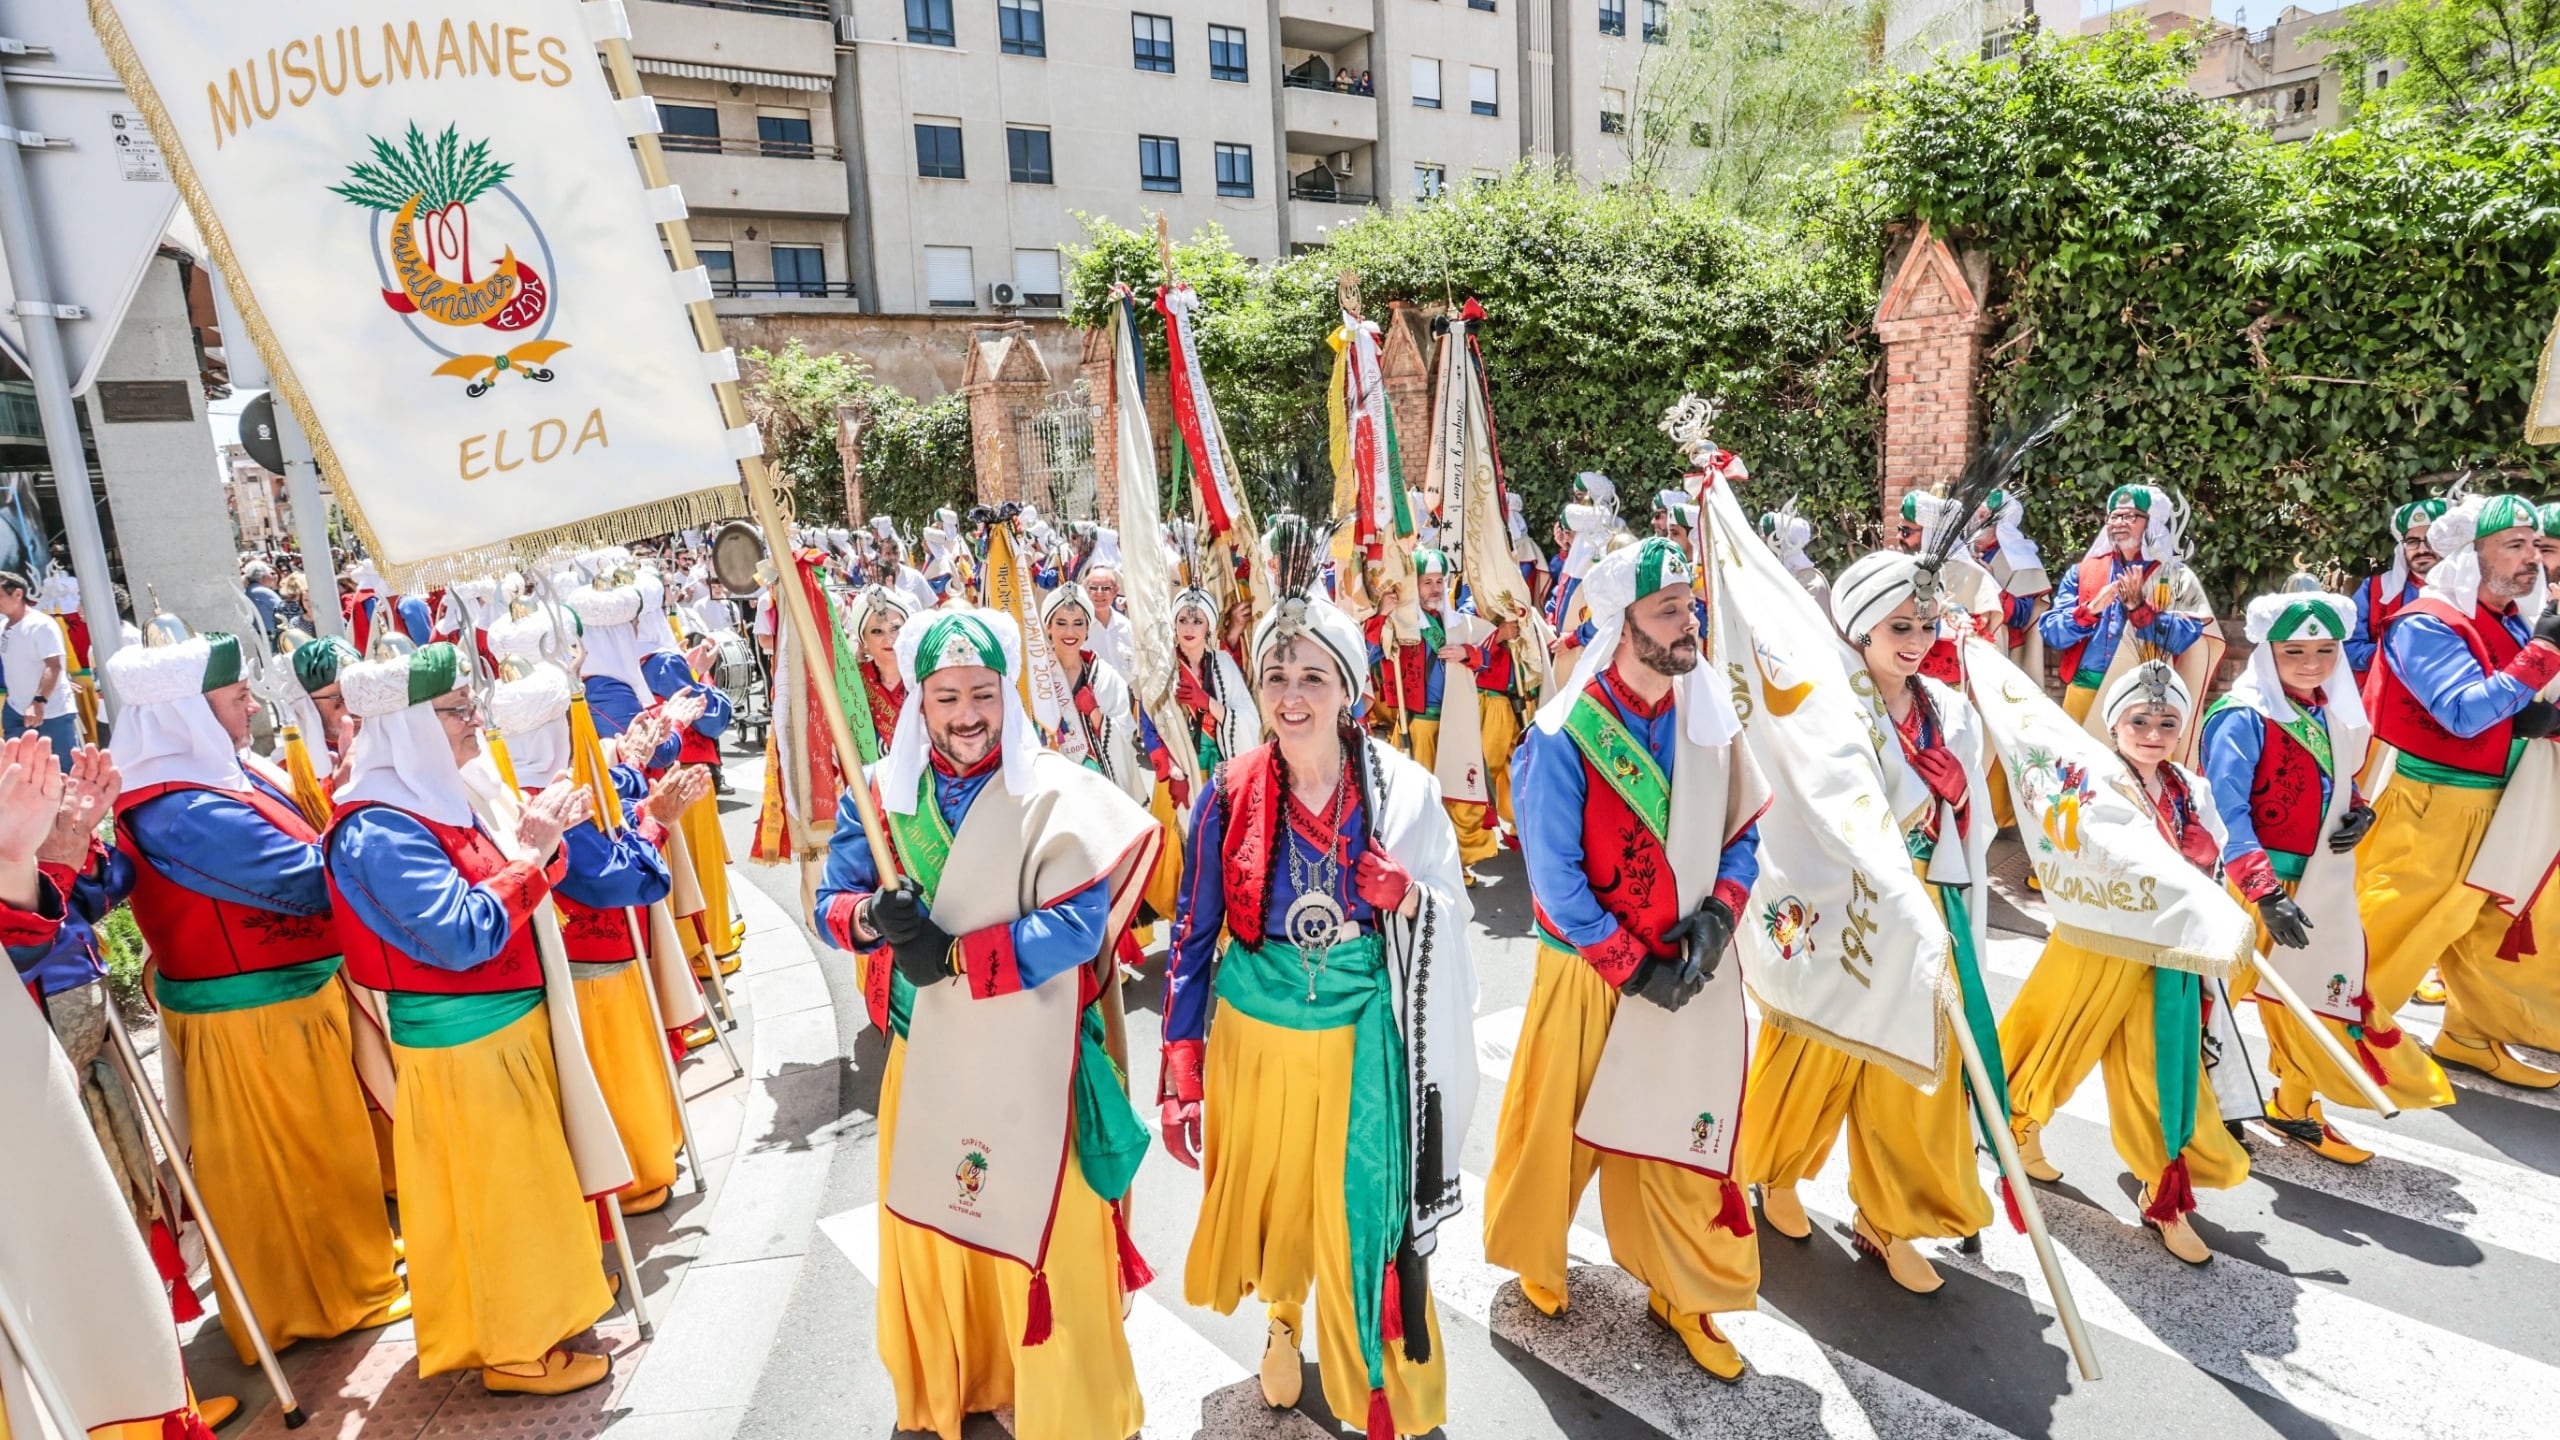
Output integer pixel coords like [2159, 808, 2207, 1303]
[95, 379, 196, 424]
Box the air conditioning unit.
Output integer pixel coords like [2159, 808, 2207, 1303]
[1328, 150, 1355, 178]
[988, 281, 1023, 307]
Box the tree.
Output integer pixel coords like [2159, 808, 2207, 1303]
[739, 341, 975, 527]
[1619, 0, 1883, 210]
[2330, 0, 2560, 119]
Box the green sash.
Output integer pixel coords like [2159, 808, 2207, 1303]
[2396, 739, 2525, 791]
[1218, 934, 1404, 1392]
[386, 987, 543, 1049]
[154, 956, 342, 1016]
[1561, 694, 1671, 840]
[1913, 837, 2011, 1162]
[2152, 967, 2202, 1170]
[2203, 694, 2332, 775]
[884, 771, 956, 897]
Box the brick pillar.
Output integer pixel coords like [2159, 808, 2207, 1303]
[1080, 326, 1118, 521]
[961, 322, 1053, 505]
[1379, 302, 1438, 509]
[1873, 224, 1993, 523]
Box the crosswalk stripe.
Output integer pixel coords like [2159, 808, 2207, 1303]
[816, 1204, 1331, 1439]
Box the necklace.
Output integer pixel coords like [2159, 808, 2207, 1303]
[1279, 754, 1351, 1000]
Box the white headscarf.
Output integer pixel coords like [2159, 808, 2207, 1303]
[1249, 592, 1369, 704]
[1038, 581, 1094, 628]
[103, 635, 247, 793]
[632, 569, 680, 657]
[1979, 489, 2043, 571]
[2230, 591, 2365, 729]
[2101, 659, 2192, 729]
[1573, 471, 1618, 513]
[1533, 537, 1740, 746]
[489, 664, 575, 789]
[1761, 511, 1817, 575]
[2423, 494, 2547, 624]
[1829, 551, 1924, 644]
[2082, 484, 2177, 564]
[2381, 498, 2449, 600]
[879, 608, 1040, 814]
[335, 645, 478, 826]
[569, 583, 654, 697]
[1560, 502, 1617, 582]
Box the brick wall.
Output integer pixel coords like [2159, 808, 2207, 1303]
[1873, 225, 1994, 523]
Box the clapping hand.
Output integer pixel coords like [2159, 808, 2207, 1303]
[686, 637, 721, 677]
[516, 783, 593, 859]
[617, 710, 673, 769]
[0, 734, 64, 869]
[644, 766, 711, 826]
[37, 747, 120, 869]
[662, 689, 708, 731]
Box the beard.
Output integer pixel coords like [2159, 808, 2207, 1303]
[2483, 561, 2544, 604]
[928, 714, 999, 769]
[1630, 623, 1700, 677]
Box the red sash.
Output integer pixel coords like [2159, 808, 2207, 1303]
[2368, 598, 2523, 777]
[116, 780, 341, 979]
[326, 801, 549, 995]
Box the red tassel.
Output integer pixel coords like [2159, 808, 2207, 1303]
[1714, 1178, 1755, 1238]
[1380, 1259, 1405, 1344]
[2351, 1035, 2391, 1086]
[1022, 1268, 1053, 1347]
[597, 1199, 616, 1243]
[1999, 1175, 2028, 1236]
[1113, 1203, 1153, 1293]
[1115, 927, 1145, 972]
[2144, 1157, 2196, 1223]
[2499, 907, 2536, 961]
[148, 1220, 203, 1322]
[1365, 1387, 1394, 1440]
[667, 1027, 690, 1064]
[163, 1408, 218, 1440]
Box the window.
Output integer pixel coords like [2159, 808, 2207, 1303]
[1643, 0, 1667, 41]
[914, 120, 964, 179]
[1139, 134, 1181, 192]
[1209, 24, 1248, 83]
[1469, 0, 1497, 9]
[757, 110, 813, 159]
[1599, 0, 1625, 36]
[1469, 66, 1498, 117]
[1472, 169, 1501, 188]
[1600, 87, 1626, 134]
[1215, 142, 1254, 197]
[1413, 163, 1444, 201]
[1000, 0, 1046, 56]
[2373, 67, 2390, 89]
[906, 0, 955, 46]
[923, 245, 975, 307]
[1014, 249, 1063, 306]
[771, 246, 826, 296]
[1007, 126, 1053, 184]
[1411, 57, 1441, 109]
[1132, 13, 1174, 73]
[696, 246, 736, 296]
[656, 102, 720, 154]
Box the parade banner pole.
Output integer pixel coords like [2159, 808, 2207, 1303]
[592, 33, 900, 887]
[601, 1192, 649, 1338]
[1944, 993, 2101, 1382]
[2249, 962, 2401, 1118]
[0, 1267, 97, 1440]
[100, 996, 308, 1427]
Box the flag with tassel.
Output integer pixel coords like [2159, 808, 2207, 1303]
[278, 723, 333, 829]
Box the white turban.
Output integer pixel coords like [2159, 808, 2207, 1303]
[1829, 551, 1923, 644]
[1250, 592, 1370, 705]
[879, 608, 1039, 813]
[104, 635, 247, 794]
[335, 644, 477, 825]
[1532, 536, 1739, 746]
[2231, 591, 2366, 730]
[2423, 494, 2546, 624]
[2101, 659, 2192, 729]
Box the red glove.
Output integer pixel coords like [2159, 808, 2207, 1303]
[1149, 746, 1175, 782]
[1159, 1039, 1205, 1168]
[1176, 668, 1213, 712]
[1355, 848, 1413, 914]
[1168, 774, 1192, 809]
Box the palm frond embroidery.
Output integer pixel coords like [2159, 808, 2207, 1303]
[329, 122, 513, 213]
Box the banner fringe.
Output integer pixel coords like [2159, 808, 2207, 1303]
[2051, 921, 2245, 982]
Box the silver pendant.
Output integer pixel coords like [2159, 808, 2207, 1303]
[1283, 891, 1347, 999]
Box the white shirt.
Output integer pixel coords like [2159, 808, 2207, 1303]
[38, 573, 79, 616]
[0, 613, 74, 716]
[1089, 611, 1135, 681]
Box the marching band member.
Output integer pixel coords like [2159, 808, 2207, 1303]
[811, 609, 1160, 1440]
[324, 645, 613, 1396]
[2360, 495, 2560, 1087]
[1162, 522, 1477, 1438]
[2349, 499, 2447, 680]
[1745, 551, 2010, 1296]
[107, 634, 410, 1366]
[2040, 485, 2212, 729]
[2004, 661, 2254, 1263]
[1485, 537, 1766, 1380]
[2201, 588, 2440, 1159]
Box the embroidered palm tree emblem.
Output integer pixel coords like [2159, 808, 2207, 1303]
[1690, 1112, 1719, 1151]
[955, 1148, 989, 1201]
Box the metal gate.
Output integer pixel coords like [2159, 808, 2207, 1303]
[1013, 389, 1099, 523]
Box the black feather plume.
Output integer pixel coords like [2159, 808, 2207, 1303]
[1916, 406, 2072, 613]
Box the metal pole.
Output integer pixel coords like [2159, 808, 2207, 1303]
[275, 408, 344, 639]
[2251, 961, 2401, 1118]
[0, 1267, 97, 1440]
[0, 65, 127, 693]
[601, 1193, 650, 1339]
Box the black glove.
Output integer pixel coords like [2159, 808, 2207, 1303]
[2327, 803, 2377, 853]
[2533, 607, 2560, 650]
[870, 880, 955, 987]
[2258, 893, 2315, 951]
[1622, 948, 1707, 1013]
[2515, 699, 2560, 740]
[1659, 897, 1739, 985]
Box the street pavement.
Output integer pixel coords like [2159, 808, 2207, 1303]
[713, 744, 2560, 1440]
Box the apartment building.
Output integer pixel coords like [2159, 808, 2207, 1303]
[2080, 1, 2392, 141]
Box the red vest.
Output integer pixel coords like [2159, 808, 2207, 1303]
[1529, 685, 1680, 960]
[2054, 553, 2154, 682]
[557, 890, 639, 962]
[115, 780, 343, 980]
[2240, 713, 2327, 858]
[326, 801, 547, 995]
[2369, 597, 2523, 777]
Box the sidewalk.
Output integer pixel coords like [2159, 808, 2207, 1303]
[182, 858, 838, 1440]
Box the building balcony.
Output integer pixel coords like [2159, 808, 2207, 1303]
[1278, 0, 1376, 54]
[1289, 190, 1376, 246]
[662, 145, 851, 218]
[1284, 86, 1377, 154]
[627, 0, 836, 83]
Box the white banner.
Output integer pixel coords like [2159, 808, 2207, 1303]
[92, 0, 742, 579]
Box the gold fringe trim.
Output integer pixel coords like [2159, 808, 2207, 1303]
[87, 0, 752, 594]
[1744, 931, 1957, 1095]
[2051, 921, 2246, 982]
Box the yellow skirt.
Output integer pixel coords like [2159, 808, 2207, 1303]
[575, 963, 682, 1198]
[1743, 1015, 1992, 1243]
[1404, 711, 1505, 866]
[2240, 872, 2452, 1116]
[677, 791, 740, 965]
[2497, 870, 2560, 1051]
[875, 1036, 1141, 1440]
[2062, 682, 2099, 724]
[1482, 944, 1760, 1319]
[393, 1005, 613, 1375]
[2000, 936, 2250, 1191]
[1144, 778, 1184, 925]
[159, 983, 406, 1367]
[1486, 693, 1521, 831]
[1187, 1001, 1446, 1435]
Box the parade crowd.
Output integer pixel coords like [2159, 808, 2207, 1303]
[8, 430, 2560, 1440]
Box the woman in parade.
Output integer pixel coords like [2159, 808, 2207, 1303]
[1161, 520, 1477, 1440]
[841, 585, 914, 753]
[2004, 660, 2256, 1263]
[1136, 587, 1262, 929]
[1040, 582, 1150, 804]
[1745, 550, 2015, 1295]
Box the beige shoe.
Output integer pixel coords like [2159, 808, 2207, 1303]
[482, 1348, 610, 1397]
[1851, 1211, 1943, 1294]
[2013, 1119, 2063, 1183]
[1646, 1291, 1744, 1382]
[1757, 1183, 1812, 1240]
[621, 1185, 673, 1216]
[194, 1395, 240, 1429]
[1518, 1277, 1568, 1317]
[2431, 1032, 2560, 1090]
[2140, 1186, 2212, 1265]
[1258, 1315, 1302, 1408]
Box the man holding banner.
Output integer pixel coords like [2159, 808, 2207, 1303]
[811, 610, 1160, 1440]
